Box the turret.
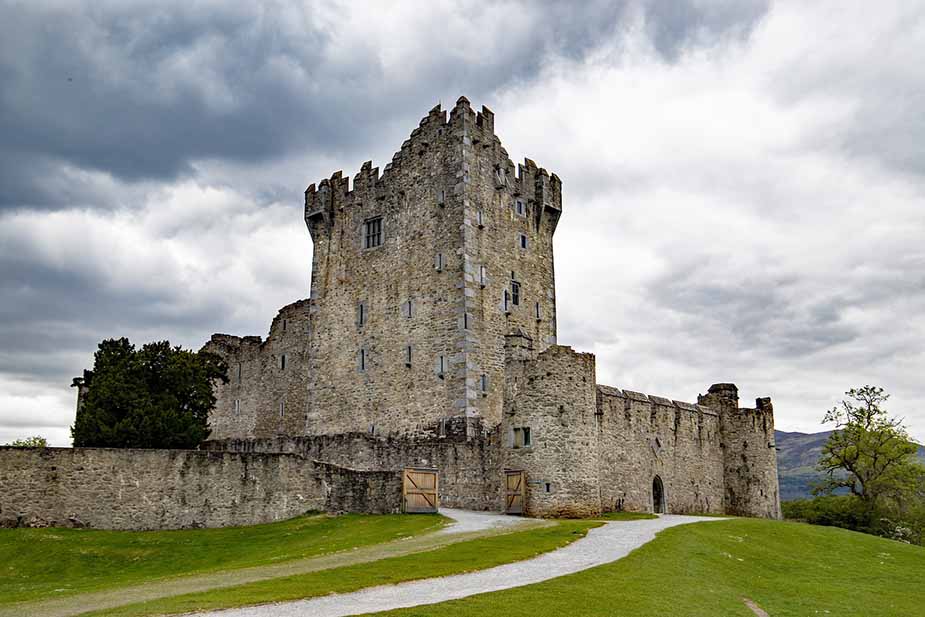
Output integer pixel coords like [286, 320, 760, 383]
[700, 383, 781, 519]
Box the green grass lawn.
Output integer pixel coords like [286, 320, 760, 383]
[0, 512, 446, 605]
[371, 518, 925, 617]
[594, 511, 658, 521]
[82, 520, 600, 617]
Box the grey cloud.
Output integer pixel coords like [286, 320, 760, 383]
[0, 0, 771, 211]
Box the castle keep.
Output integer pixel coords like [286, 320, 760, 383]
[203, 97, 781, 520]
[0, 97, 780, 529]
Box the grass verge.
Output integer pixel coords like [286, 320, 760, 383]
[81, 520, 600, 617]
[0, 513, 446, 605]
[594, 511, 657, 521]
[369, 518, 925, 617]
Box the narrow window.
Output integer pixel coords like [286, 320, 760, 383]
[279, 354, 287, 370]
[437, 354, 445, 378]
[514, 426, 532, 448]
[503, 289, 510, 313]
[463, 312, 470, 330]
[233, 399, 240, 415]
[405, 345, 412, 367]
[511, 280, 520, 306]
[237, 362, 242, 383]
[282, 319, 287, 332]
[437, 189, 446, 205]
[515, 199, 525, 216]
[403, 299, 413, 318]
[479, 265, 487, 288]
[435, 253, 444, 272]
[545, 482, 551, 493]
[519, 233, 528, 249]
[480, 373, 488, 393]
[359, 348, 366, 371]
[535, 301, 542, 320]
[364, 217, 383, 248]
[278, 401, 285, 418]
[357, 302, 366, 327]
[477, 210, 484, 228]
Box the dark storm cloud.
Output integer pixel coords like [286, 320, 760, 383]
[0, 0, 772, 211]
[643, 0, 770, 61]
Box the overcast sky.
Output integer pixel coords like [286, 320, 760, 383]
[2, 0, 924, 446]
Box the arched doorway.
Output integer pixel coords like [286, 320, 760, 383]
[652, 475, 666, 514]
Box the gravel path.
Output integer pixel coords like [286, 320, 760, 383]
[0, 510, 537, 617]
[196, 514, 723, 617]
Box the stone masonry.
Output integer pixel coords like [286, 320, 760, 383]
[202, 97, 781, 520]
[30, 97, 778, 529]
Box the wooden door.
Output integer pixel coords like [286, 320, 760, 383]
[505, 469, 526, 514]
[403, 468, 438, 513]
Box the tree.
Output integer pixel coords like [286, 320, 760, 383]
[817, 386, 919, 506]
[4, 436, 47, 448]
[71, 337, 229, 449]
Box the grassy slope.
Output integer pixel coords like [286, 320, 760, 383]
[594, 511, 657, 521]
[84, 520, 600, 617]
[372, 518, 925, 617]
[0, 513, 445, 605]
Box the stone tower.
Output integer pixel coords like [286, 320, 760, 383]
[301, 97, 561, 436]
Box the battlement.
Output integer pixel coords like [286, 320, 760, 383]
[304, 98, 561, 237]
[596, 384, 718, 416]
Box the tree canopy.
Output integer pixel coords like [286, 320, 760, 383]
[817, 385, 920, 504]
[4, 436, 47, 448]
[71, 338, 228, 449]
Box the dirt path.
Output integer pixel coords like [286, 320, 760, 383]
[193, 515, 725, 617]
[0, 509, 541, 617]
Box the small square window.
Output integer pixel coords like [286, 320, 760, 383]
[519, 233, 528, 249]
[513, 426, 532, 448]
[364, 217, 383, 249]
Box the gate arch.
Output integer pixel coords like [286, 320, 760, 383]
[652, 475, 666, 514]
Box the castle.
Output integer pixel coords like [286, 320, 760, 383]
[201, 97, 781, 519]
[0, 97, 780, 529]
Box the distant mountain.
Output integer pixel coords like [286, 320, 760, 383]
[775, 430, 925, 501]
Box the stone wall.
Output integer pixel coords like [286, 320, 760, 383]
[203, 299, 312, 440]
[205, 417, 503, 511]
[699, 384, 782, 518]
[503, 345, 601, 517]
[0, 447, 402, 530]
[596, 387, 726, 515]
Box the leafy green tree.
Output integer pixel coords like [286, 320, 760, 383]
[817, 386, 919, 505]
[4, 435, 47, 448]
[71, 338, 228, 449]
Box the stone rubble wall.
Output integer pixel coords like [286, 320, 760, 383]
[0, 447, 402, 530]
[205, 417, 503, 512]
[596, 387, 726, 514]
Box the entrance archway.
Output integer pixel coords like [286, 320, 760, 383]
[652, 475, 666, 514]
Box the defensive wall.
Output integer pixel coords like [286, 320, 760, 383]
[0, 447, 401, 530]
